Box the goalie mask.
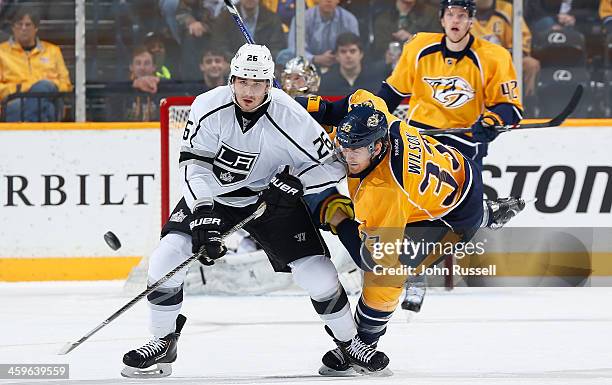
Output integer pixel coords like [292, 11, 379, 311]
[229, 44, 275, 110]
[280, 56, 320, 97]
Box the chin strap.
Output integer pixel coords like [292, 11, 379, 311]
[447, 28, 471, 44]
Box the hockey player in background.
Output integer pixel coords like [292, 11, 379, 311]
[280, 55, 321, 97]
[377, 0, 523, 168]
[121, 44, 389, 378]
[300, 89, 525, 375]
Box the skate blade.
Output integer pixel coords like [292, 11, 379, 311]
[121, 363, 172, 378]
[352, 365, 394, 377]
[401, 302, 422, 312]
[318, 365, 359, 377]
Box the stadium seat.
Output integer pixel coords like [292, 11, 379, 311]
[535, 67, 591, 118]
[604, 69, 612, 117]
[533, 29, 587, 68]
[606, 33, 612, 68]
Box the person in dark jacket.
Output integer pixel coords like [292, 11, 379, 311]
[212, 0, 285, 59]
[371, 0, 442, 58]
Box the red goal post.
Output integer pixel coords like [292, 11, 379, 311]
[160, 96, 196, 223]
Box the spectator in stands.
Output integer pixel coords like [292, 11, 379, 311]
[0, 7, 72, 122]
[287, 0, 359, 70]
[144, 31, 180, 80]
[130, 47, 159, 94]
[118, 46, 161, 121]
[525, 0, 576, 33]
[602, 0, 612, 32]
[569, 0, 602, 42]
[371, 0, 441, 58]
[473, 0, 541, 98]
[318, 32, 381, 95]
[199, 48, 230, 91]
[340, 0, 395, 52]
[212, 0, 285, 58]
[261, 0, 317, 32]
[176, 0, 215, 80]
[0, 0, 8, 42]
[114, 0, 162, 78]
[159, 0, 182, 43]
[160, 0, 227, 43]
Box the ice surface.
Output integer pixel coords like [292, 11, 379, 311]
[1, 281, 611, 385]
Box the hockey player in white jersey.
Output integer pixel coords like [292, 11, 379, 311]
[121, 44, 389, 377]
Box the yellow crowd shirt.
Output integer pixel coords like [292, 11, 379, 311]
[0, 38, 73, 100]
[471, 1, 532, 55]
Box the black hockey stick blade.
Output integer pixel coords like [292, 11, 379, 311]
[57, 203, 266, 355]
[517, 84, 583, 129]
[418, 85, 584, 136]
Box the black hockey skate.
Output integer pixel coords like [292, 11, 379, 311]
[484, 197, 526, 229]
[319, 326, 391, 376]
[319, 347, 358, 376]
[121, 314, 187, 378]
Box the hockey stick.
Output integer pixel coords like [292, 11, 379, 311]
[418, 84, 583, 136]
[58, 202, 267, 355]
[223, 0, 281, 89]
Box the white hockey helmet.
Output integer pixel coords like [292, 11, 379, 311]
[230, 43, 275, 82]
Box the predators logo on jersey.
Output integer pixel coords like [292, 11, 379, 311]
[423, 76, 475, 108]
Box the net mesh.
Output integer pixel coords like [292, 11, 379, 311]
[168, 104, 410, 131]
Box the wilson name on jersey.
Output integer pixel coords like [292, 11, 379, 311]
[343, 91, 473, 269]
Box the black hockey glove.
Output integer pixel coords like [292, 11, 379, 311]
[189, 205, 227, 265]
[471, 115, 501, 143]
[259, 166, 304, 218]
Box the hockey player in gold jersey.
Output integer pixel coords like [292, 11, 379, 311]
[472, 0, 540, 98]
[303, 89, 525, 375]
[377, 0, 524, 167]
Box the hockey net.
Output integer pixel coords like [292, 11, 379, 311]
[124, 96, 453, 295]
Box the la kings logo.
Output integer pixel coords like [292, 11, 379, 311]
[424, 76, 475, 108]
[169, 209, 187, 223]
[213, 143, 258, 186]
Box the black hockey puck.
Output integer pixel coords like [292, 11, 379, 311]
[104, 231, 121, 251]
